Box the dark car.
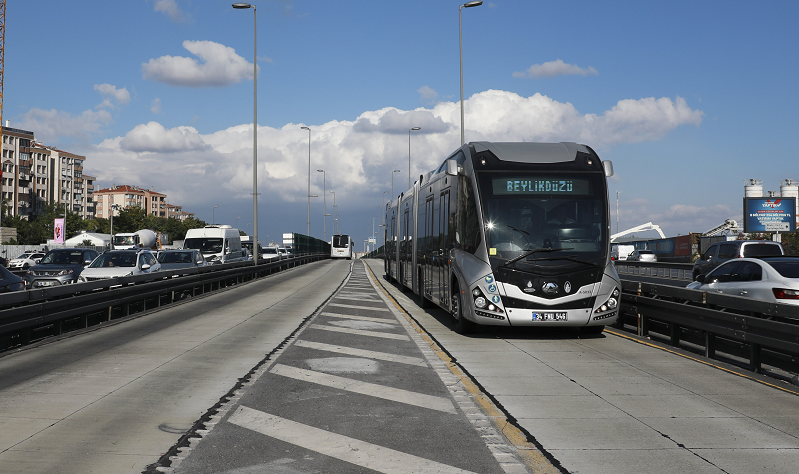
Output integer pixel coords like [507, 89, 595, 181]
[157, 249, 208, 273]
[693, 240, 784, 281]
[23, 248, 99, 289]
[0, 265, 26, 292]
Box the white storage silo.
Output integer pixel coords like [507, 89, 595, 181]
[744, 179, 763, 197]
[780, 179, 799, 227]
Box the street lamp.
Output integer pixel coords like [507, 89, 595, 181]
[300, 126, 312, 237]
[392, 169, 401, 202]
[616, 190, 621, 235]
[329, 190, 337, 234]
[408, 127, 420, 189]
[212, 205, 219, 225]
[317, 169, 330, 243]
[236, 216, 241, 229]
[459, 0, 482, 146]
[232, 2, 259, 264]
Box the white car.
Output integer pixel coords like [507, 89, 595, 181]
[78, 249, 161, 282]
[7, 252, 46, 270]
[686, 257, 799, 305]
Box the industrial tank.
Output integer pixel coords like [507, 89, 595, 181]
[744, 179, 763, 197]
[780, 179, 799, 226]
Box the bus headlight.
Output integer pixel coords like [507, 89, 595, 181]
[595, 288, 620, 313]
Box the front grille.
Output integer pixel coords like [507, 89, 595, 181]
[32, 270, 62, 276]
[85, 276, 111, 282]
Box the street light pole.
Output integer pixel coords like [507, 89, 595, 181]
[392, 169, 400, 202]
[459, 1, 482, 146]
[232, 2, 259, 264]
[408, 127, 420, 189]
[301, 126, 311, 236]
[329, 191, 336, 234]
[317, 169, 328, 243]
[212, 205, 218, 225]
[616, 190, 621, 235]
[236, 216, 241, 229]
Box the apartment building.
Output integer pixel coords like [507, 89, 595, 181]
[166, 203, 195, 221]
[94, 184, 167, 219]
[2, 124, 95, 221]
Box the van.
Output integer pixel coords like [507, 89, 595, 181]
[183, 225, 246, 264]
[692, 240, 784, 280]
[610, 244, 635, 262]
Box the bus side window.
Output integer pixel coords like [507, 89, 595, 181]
[458, 176, 480, 254]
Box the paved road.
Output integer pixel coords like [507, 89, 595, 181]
[362, 259, 799, 474]
[0, 260, 351, 474]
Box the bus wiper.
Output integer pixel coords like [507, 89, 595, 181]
[504, 247, 573, 267]
[525, 255, 601, 268]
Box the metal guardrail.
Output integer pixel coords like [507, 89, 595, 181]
[614, 261, 694, 281]
[0, 253, 328, 351]
[617, 280, 799, 379]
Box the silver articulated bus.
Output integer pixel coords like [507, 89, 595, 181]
[331, 234, 353, 259]
[384, 141, 621, 334]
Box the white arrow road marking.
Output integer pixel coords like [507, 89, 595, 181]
[228, 406, 480, 474]
[294, 340, 427, 366]
[270, 364, 456, 414]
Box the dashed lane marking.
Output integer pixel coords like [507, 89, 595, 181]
[309, 323, 410, 340]
[269, 364, 457, 413]
[228, 406, 480, 474]
[328, 303, 390, 312]
[319, 312, 400, 324]
[294, 340, 427, 366]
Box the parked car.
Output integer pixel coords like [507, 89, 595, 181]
[687, 257, 799, 305]
[157, 249, 208, 272]
[24, 248, 100, 289]
[7, 252, 46, 270]
[628, 249, 657, 262]
[0, 265, 25, 292]
[77, 249, 161, 283]
[692, 240, 783, 281]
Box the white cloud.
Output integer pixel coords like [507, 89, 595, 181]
[142, 40, 258, 87]
[418, 85, 438, 104]
[151, 98, 162, 114]
[81, 90, 702, 222]
[154, 0, 189, 23]
[93, 83, 131, 108]
[119, 122, 208, 153]
[513, 59, 598, 78]
[15, 108, 112, 143]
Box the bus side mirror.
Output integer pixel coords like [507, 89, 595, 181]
[603, 161, 614, 177]
[446, 159, 458, 176]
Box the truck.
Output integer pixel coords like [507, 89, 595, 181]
[183, 225, 246, 264]
[113, 230, 168, 250]
[610, 244, 635, 261]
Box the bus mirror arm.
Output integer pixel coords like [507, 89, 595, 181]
[446, 159, 458, 176]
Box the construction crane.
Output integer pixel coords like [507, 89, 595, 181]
[610, 222, 666, 243]
[702, 219, 741, 237]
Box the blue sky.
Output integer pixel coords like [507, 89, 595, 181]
[5, 0, 799, 248]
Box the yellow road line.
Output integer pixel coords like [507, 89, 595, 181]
[604, 328, 799, 396]
[364, 263, 562, 474]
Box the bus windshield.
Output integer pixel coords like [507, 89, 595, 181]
[332, 235, 350, 248]
[475, 172, 607, 262]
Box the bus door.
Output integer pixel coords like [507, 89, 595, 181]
[390, 215, 396, 278]
[424, 196, 434, 298]
[438, 190, 450, 304]
[402, 207, 410, 287]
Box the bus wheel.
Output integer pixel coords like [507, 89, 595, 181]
[580, 325, 605, 336]
[452, 285, 475, 335]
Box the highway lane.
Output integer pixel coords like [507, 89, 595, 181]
[0, 260, 352, 474]
[362, 259, 799, 474]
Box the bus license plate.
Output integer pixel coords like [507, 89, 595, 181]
[533, 312, 567, 321]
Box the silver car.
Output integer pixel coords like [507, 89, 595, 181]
[686, 257, 799, 305]
[78, 249, 161, 282]
[628, 250, 657, 262]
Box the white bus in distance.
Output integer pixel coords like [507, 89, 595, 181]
[331, 234, 353, 259]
